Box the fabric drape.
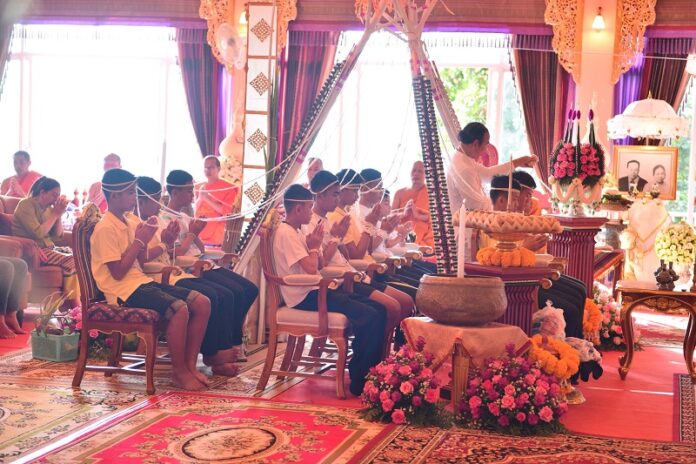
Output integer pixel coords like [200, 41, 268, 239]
[612, 46, 646, 145]
[640, 38, 695, 110]
[176, 28, 224, 157]
[512, 34, 574, 183]
[0, 18, 13, 101]
[276, 31, 340, 163]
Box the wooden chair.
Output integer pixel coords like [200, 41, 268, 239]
[256, 218, 354, 399]
[71, 209, 178, 395]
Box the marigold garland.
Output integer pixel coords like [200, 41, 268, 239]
[476, 247, 536, 267]
[528, 335, 580, 383]
[582, 299, 602, 344]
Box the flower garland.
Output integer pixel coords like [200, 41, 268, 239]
[655, 222, 696, 264]
[476, 247, 536, 267]
[528, 335, 580, 390]
[582, 299, 602, 345]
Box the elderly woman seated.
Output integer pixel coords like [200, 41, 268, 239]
[12, 177, 80, 307]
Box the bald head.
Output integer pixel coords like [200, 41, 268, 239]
[103, 153, 121, 171]
[411, 160, 425, 189]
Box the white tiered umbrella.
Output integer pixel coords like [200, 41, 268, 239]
[607, 97, 690, 140]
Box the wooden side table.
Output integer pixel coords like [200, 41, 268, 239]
[616, 280, 696, 382]
[465, 263, 559, 335]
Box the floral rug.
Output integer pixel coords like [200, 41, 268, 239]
[32, 392, 392, 463]
[675, 374, 696, 444]
[363, 427, 696, 463]
[0, 345, 292, 462]
[0, 382, 144, 463]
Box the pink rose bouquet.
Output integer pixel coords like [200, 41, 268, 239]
[361, 337, 447, 425]
[593, 281, 641, 351]
[458, 344, 567, 435]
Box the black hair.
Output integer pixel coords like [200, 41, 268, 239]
[29, 176, 60, 197]
[336, 169, 364, 187]
[653, 164, 665, 175]
[136, 176, 162, 197]
[14, 150, 30, 162]
[458, 122, 488, 145]
[360, 168, 382, 183]
[309, 170, 338, 194]
[489, 175, 521, 205]
[626, 160, 640, 168]
[166, 170, 194, 194]
[283, 184, 313, 213]
[203, 155, 221, 168]
[512, 170, 537, 189]
[102, 168, 136, 201]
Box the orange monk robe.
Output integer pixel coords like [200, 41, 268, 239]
[393, 185, 434, 248]
[195, 179, 238, 246]
[1, 171, 42, 197]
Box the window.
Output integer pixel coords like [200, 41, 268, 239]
[306, 31, 527, 190]
[0, 24, 201, 197]
[668, 79, 695, 222]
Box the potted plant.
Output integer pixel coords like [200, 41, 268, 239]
[31, 292, 80, 362]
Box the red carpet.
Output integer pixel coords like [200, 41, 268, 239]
[0, 320, 33, 356]
[561, 346, 684, 441]
[29, 392, 393, 463]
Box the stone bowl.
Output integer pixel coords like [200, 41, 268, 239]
[415, 275, 507, 326]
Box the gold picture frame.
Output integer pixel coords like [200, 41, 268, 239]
[613, 145, 679, 200]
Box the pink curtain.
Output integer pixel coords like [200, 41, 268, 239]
[176, 28, 224, 157]
[512, 34, 575, 180]
[276, 31, 340, 163]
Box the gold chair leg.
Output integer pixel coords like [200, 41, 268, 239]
[257, 330, 278, 391]
[105, 332, 123, 377]
[277, 335, 297, 381]
[334, 337, 348, 400]
[72, 325, 91, 389]
[140, 331, 157, 395]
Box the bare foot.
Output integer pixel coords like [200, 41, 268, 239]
[192, 369, 211, 387]
[211, 363, 239, 377]
[0, 320, 16, 339]
[5, 313, 27, 335]
[172, 372, 207, 391]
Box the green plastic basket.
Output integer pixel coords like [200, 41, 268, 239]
[31, 330, 79, 362]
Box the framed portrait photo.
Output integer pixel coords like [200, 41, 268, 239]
[613, 146, 679, 200]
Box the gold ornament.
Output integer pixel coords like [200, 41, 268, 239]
[612, 0, 656, 83]
[544, 0, 584, 83]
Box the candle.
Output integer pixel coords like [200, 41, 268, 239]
[457, 200, 467, 278]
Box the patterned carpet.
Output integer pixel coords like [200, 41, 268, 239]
[32, 392, 392, 463]
[364, 427, 696, 463]
[675, 374, 696, 444]
[0, 345, 290, 462]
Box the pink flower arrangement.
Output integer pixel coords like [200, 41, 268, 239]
[361, 337, 445, 425]
[458, 344, 567, 435]
[593, 281, 641, 350]
[551, 143, 577, 181]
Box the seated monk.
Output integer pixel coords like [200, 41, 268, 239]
[87, 153, 122, 213]
[1, 151, 42, 197]
[195, 155, 238, 246]
[392, 161, 434, 248]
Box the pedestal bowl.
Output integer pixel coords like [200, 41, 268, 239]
[416, 275, 507, 325]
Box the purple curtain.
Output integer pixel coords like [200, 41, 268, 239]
[512, 34, 574, 179]
[176, 28, 225, 157]
[612, 47, 646, 145]
[276, 31, 340, 163]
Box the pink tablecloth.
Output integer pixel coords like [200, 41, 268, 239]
[401, 317, 531, 371]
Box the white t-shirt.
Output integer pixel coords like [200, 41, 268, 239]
[301, 212, 352, 271]
[446, 150, 514, 211]
[272, 222, 319, 307]
[159, 211, 199, 257]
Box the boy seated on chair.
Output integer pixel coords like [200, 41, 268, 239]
[274, 184, 387, 396]
[130, 176, 244, 376]
[160, 169, 259, 360]
[90, 168, 211, 391]
[307, 170, 413, 348]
